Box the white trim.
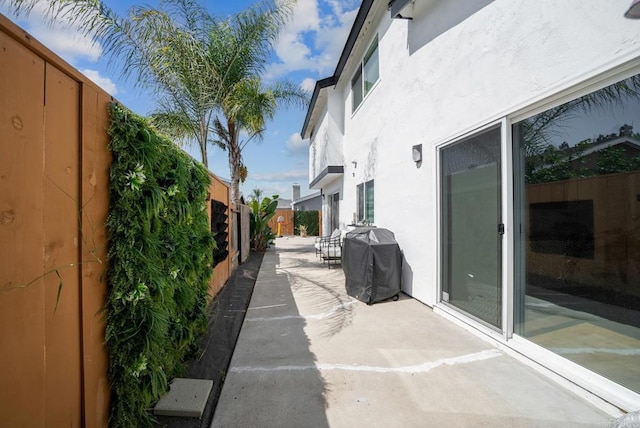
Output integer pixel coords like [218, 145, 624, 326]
[500, 118, 514, 340]
[435, 119, 504, 325]
[435, 139, 443, 306]
[502, 60, 640, 411]
[350, 33, 381, 116]
[351, 78, 381, 117]
[434, 59, 640, 408]
[433, 118, 503, 150]
[430, 54, 640, 153]
[509, 336, 640, 413]
[434, 306, 627, 417]
[510, 56, 640, 123]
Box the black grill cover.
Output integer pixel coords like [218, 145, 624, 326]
[343, 228, 402, 304]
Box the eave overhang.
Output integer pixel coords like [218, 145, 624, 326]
[309, 165, 344, 190]
[301, 77, 335, 139]
[300, 0, 376, 138]
[388, 0, 412, 19]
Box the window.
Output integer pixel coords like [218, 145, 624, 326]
[357, 180, 374, 223]
[352, 36, 379, 112]
[513, 72, 640, 394]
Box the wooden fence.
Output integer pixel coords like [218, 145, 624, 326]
[208, 174, 231, 299]
[266, 209, 323, 236]
[526, 171, 640, 297]
[267, 209, 295, 236]
[0, 15, 232, 427]
[1, 15, 112, 426]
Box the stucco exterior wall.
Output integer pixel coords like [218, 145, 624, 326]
[309, 0, 640, 307]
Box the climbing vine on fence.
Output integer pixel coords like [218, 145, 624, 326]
[106, 103, 214, 427]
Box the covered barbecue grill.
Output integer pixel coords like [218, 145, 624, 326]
[343, 227, 402, 304]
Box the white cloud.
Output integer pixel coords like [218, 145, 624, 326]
[301, 77, 316, 92]
[1, 1, 102, 64]
[286, 0, 321, 32]
[285, 132, 309, 156]
[265, 0, 359, 79]
[31, 25, 102, 63]
[81, 69, 118, 95]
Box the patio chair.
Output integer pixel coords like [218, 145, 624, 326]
[314, 229, 342, 258]
[315, 229, 344, 269]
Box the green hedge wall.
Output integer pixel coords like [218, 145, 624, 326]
[293, 211, 320, 236]
[106, 103, 214, 427]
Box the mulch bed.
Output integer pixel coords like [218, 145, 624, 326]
[154, 251, 264, 428]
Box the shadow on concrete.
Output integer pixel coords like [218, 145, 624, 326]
[210, 248, 330, 427]
[275, 244, 354, 339]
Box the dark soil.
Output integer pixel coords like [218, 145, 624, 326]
[154, 251, 264, 428]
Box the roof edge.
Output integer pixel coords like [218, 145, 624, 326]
[301, 76, 336, 138]
[300, 0, 376, 137]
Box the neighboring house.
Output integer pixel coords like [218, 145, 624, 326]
[291, 192, 322, 211]
[276, 198, 293, 209]
[302, 0, 640, 411]
[291, 183, 322, 211]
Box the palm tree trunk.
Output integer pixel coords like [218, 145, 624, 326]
[199, 118, 208, 168]
[228, 122, 241, 205]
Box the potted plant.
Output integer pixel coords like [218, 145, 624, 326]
[297, 224, 308, 237]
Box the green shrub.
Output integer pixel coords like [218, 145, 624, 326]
[249, 195, 278, 250]
[294, 211, 320, 236]
[106, 103, 214, 427]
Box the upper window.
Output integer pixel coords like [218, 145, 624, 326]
[352, 36, 379, 112]
[357, 180, 374, 223]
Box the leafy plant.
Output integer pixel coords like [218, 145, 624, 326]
[293, 210, 319, 236]
[249, 194, 279, 251]
[106, 103, 214, 427]
[5, 0, 308, 204]
[296, 224, 308, 236]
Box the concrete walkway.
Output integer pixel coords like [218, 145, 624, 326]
[212, 237, 615, 428]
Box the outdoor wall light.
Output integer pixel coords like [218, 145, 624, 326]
[625, 0, 640, 18]
[412, 144, 422, 164]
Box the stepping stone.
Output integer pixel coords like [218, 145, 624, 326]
[154, 378, 213, 418]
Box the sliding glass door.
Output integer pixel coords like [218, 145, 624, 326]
[513, 73, 640, 394]
[441, 126, 502, 328]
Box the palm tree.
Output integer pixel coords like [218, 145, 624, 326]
[153, 5, 308, 203]
[4, 0, 308, 202]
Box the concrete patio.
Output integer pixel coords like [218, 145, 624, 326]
[212, 236, 617, 427]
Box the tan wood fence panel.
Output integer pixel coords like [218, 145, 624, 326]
[526, 171, 640, 296]
[267, 209, 294, 236]
[1, 15, 236, 425]
[1, 26, 49, 427]
[208, 174, 230, 299]
[43, 62, 83, 426]
[0, 13, 234, 426]
[0, 17, 112, 426]
[80, 84, 112, 428]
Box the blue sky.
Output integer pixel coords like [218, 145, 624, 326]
[0, 0, 359, 200]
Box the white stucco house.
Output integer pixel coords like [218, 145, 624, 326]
[302, 0, 640, 412]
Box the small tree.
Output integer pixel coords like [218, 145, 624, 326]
[249, 194, 279, 251]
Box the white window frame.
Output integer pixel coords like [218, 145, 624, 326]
[351, 35, 379, 113]
[357, 180, 374, 223]
[433, 59, 640, 413]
